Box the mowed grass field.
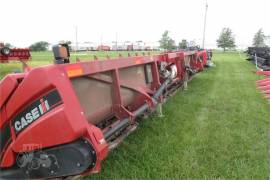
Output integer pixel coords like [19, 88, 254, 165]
[1, 51, 270, 178]
[86, 52, 270, 179]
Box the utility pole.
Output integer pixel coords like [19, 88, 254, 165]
[202, 0, 208, 49]
[116, 32, 118, 51]
[100, 36, 103, 46]
[75, 26, 78, 53]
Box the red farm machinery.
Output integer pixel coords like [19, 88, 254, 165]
[0, 44, 211, 179]
[245, 47, 270, 102]
[0, 43, 31, 63]
[256, 71, 270, 102]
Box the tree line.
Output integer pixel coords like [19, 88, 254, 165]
[159, 28, 268, 51]
[28, 41, 71, 51]
[3, 29, 268, 52]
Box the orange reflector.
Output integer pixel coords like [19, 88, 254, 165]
[135, 57, 143, 64]
[67, 69, 83, 77]
[66, 65, 83, 77]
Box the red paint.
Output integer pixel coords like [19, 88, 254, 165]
[0, 50, 208, 177]
[0, 48, 31, 63]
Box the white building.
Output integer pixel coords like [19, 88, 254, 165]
[70, 42, 99, 51]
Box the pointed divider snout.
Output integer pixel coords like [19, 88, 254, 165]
[256, 71, 270, 76]
[257, 81, 270, 87]
[264, 95, 270, 100]
[262, 90, 270, 94]
[256, 78, 270, 84]
[256, 81, 270, 86]
[258, 85, 270, 91]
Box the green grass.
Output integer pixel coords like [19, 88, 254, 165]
[85, 52, 270, 179]
[1, 51, 269, 179]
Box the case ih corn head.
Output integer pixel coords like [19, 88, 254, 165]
[0, 45, 211, 179]
[245, 47, 270, 102]
[256, 71, 270, 102]
[0, 43, 31, 63]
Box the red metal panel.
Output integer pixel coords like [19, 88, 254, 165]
[62, 56, 155, 78]
[0, 74, 25, 127]
[256, 71, 270, 76]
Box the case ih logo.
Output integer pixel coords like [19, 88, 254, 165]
[12, 90, 62, 134]
[14, 99, 50, 133]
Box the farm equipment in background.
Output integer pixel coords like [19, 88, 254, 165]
[97, 45, 111, 51]
[0, 43, 31, 63]
[246, 47, 270, 71]
[256, 71, 270, 102]
[0, 44, 209, 179]
[245, 47, 270, 102]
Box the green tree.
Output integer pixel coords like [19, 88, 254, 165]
[66, 40, 72, 45]
[29, 41, 49, 51]
[252, 29, 265, 47]
[216, 28, 236, 51]
[159, 30, 176, 51]
[178, 39, 188, 49]
[59, 40, 72, 45]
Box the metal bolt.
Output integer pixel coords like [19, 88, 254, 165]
[99, 138, 106, 144]
[77, 163, 81, 167]
[42, 164, 46, 167]
[51, 170, 54, 174]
